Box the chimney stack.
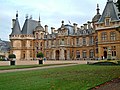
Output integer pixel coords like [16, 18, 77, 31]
[87, 21, 91, 29]
[81, 26, 84, 30]
[12, 19, 16, 29]
[51, 27, 55, 34]
[45, 25, 48, 34]
[73, 23, 78, 33]
[83, 24, 87, 29]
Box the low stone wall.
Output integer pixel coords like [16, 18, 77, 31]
[0, 60, 96, 66]
[16, 61, 38, 65]
[44, 60, 87, 64]
[0, 61, 10, 66]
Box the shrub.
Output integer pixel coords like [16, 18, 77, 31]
[92, 62, 117, 65]
[37, 52, 44, 58]
[8, 54, 16, 59]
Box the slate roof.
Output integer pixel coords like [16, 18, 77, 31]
[98, 0, 119, 23]
[10, 17, 21, 35]
[22, 19, 38, 35]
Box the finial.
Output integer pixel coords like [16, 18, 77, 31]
[16, 11, 18, 18]
[30, 15, 32, 19]
[26, 14, 28, 19]
[62, 20, 64, 24]
[38, 14, 41, 25]
[39, 15, 40, 22]
[96, 4, 100, 14]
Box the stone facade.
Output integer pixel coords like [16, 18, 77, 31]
[9, 0, 120, 61]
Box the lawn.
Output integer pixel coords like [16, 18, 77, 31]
[0, 63, 74, 70]
[0, 65, 120, 90]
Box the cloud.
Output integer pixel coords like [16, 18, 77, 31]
[0, 0, 107, 41]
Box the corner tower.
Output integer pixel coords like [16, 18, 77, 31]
[95, 0, 120, 60]
[9, 11, 22, 60]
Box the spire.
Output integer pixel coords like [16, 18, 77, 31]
[16, 11, 18, 19]
[98, 0, 119, 23]
[10, 12, 21, 35]
[36, 14, 41, 26]
[61, 20, 64, 28]
[97, 4, 100, 14]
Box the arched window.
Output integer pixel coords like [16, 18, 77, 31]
[110, 32, 116, 41]
[89, 50, 94, 58]
[76, 50, 80, 58]
[83, 37, 86, 45]
[36, 33, 39, 39]
[76, 38, 79, 45]
[82, 50, 87, 58]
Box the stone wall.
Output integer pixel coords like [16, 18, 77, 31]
[16, 61, 38, 65]
[0, 61, 10, 66]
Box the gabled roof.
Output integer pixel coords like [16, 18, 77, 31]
[22, 19, 38, 35]
[98, 0, 119, 23]
[10, 17, 21, 35]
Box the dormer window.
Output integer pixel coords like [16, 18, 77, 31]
[105, 18, 110, 26]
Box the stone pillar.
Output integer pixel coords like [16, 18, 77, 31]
[52, 50, 55, 60]
[60, 49, 65, 60]
[67, 50, 70, 60]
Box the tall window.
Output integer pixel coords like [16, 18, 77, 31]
[105, 18, 110, 26]
[30, 51, 32, 57]
[61, 39, 64, 45]
[83, 37, 86, 45]
[110, 32, 116, 41]
[36, 33, 39, 39]
[82, 50, 87, 58]
[30, 41, 32, 47]
[23, 41, 26, 47]
[51, 40, 53, 45]
[111, 46, 116, 56]
[89, 36, 94, 45]
[76, 38, 79, 45]
[76, 50, 80, 58]
[101, 32, 107, 41]
[47, 41, 49, 47]
[89, 50, 94, 58]
[40, 42, 42, 46]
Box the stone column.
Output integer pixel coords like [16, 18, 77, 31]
[67, 50, 70, 60]
[52, 50, 55, 60]
[60, 49, 65, 60]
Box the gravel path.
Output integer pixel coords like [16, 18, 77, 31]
[0, 64, 77, 73]
[92, 78, 120, 90]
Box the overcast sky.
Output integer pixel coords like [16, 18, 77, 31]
[0, 0, 108, 41]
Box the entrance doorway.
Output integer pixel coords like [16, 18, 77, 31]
[56, 50, 60, 60]
[104, 51, 107, 59]
[64, 50, 67, 60]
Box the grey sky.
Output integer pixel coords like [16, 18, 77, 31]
[0, 0, 107, 41]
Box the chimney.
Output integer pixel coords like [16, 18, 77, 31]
[81, 26, 84, 30]
[73, 23, 78, 33]
[83, 24, 87, 29]
[45, 25, 48, 34]
[87, 21, 91, 29]
[51, 27, 55, 34]
[12, 19, 16, 29]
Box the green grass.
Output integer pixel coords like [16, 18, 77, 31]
[0, 65, 120, 90]
[0, 63, 74, 70]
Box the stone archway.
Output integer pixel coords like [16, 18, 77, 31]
[64, 50, 67, 60]
[104, 51, 107, 59]
[56, 50, 60, 60]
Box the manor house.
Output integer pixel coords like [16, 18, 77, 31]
[9, 0, 120, 61]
